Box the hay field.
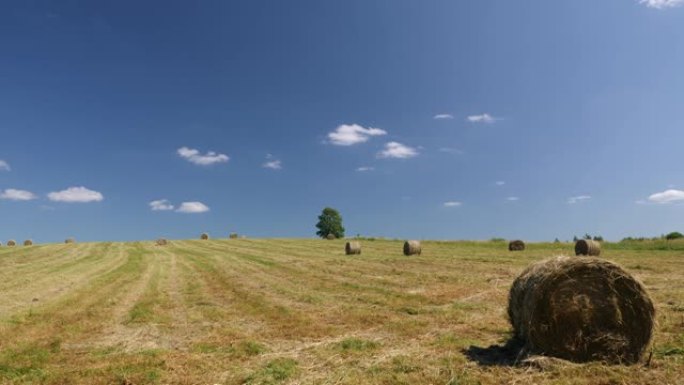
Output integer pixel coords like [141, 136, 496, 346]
[0, 239, 682, 384]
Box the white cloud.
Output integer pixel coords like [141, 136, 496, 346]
[495, 181, 505, 186]
[377, 142, 419, 159]
[327, 124, 387, 146]
[150, 199, 175, 211]
[438, 147, 463, 155]
[0, 189, 37, 201]
[176, 201, 209, 213]
[0, 160, 10, 171]
[356, 166, 374, 172]
[648, 189, 684, 204]
[443, 201, 462, 207]
[433, 114, 454, 120]
[48, 187, 103, 203]
[640, 0, 684, 9]
[567, 195, 591, 204]
[467, 113, 497, 124]
[178, 147, 229, 166]
[262, 154, 282, 170]
[507, 197, 520, 201]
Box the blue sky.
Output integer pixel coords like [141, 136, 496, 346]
[1, 0, 683, 243]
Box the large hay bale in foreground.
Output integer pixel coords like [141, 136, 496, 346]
[509, 240, 525, 251]
[345, 241, 361, 255]
[326, 233, 336, 240]
[23, 240, 33, 246]
[65, 238, 75, 244]
[200, 233, 209, 240]
[575, 239, 601, 256]
[156, 238, 168, 246]
[7, 240, 16, 247]
[508, 256, 654, 364]
[403, 240, 421, 256]
[229, 232, 238, 239]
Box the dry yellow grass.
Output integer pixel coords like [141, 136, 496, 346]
[0, 239, 682, 384]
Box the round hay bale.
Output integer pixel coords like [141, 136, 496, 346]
[508, 256, 655, 364]
[65, 238, 75, 244]
[23, 240, 33, 246]
[7, 240, 16, 247]
[575, 239, 601, 256]
[403, 240, 421, 256]
[200, 233, 209, 240]
[240, 235, 247, 239]
[326, 233, 336, 240]
[156, 238, 168, 246]
[509, 240, 526, 251]
[229, 232, 238, 239]
[345, 241, 361, 255]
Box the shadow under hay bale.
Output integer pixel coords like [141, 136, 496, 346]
[345, 241, 361, 255]
[508, 256, 654, 364]
[7, 240, 16, 247]
[509, 240, 525, 251]
[200, 233, 209, 240]
[23, 240, 33, 246]
[575, 239, 601, 256]
[403, 240, 421, 256]
[326, 233, 336, 240]
[156, 238, 168, 246]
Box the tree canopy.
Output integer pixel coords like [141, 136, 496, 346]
[315, 207, 345, 239]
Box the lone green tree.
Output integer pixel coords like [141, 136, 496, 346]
[316, 207, 345, 239]
[666, 232, 683, 241]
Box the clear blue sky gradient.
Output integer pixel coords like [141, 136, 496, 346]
[1, 0, 683, 242]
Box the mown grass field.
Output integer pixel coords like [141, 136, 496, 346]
[0, 239, 682, 384]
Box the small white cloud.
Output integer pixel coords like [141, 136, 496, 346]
[178, 147, 229, 166]
[356, 166, 374, 172]
[0, 160, 10, 171]
[377, 142, 419, 159]
[150, 199, 175, 211]
[433, 114, 454, 120]
[48, 187, 103, 203]
[262, 154, 282, 170]
[506, 197, 520, 201]
[495, 181, 505, 186]
[467, 113, 497, 124]
[443, 201, 462, 207]
[176, 201, 210, 213]
[0, 189, 37, 201]
[327, 124, 387, 146]
[640, 0, 684, 9]
[648, 189, 684, 204]
[567, 195, 591, 204]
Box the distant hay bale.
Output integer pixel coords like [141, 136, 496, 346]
[65, 238, 75, 244]
[345, 241, 361, 255]
[229, 233, 238, 239]
[23, 240, 33, 246]
[403, 240, 421, 256]
[508, 256, 655, 364]
[7, 240, 16, 247]
[509, 240, 526, 251]
[575, 239, 601, 256]
[240, 235, 247, 239]
[156, 238, 168, 246]
[200, 233, 209, 240]
[326, 233, 336, 240]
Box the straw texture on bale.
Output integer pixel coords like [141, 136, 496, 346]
[23, 240, 33, 246]
[229, 233, 238, 239]
[7, 240, 16, 247]
[508, 256, 655, 364]
[345, 241, 361, 255]
[575, 239, 601, 256]
[326, 233, 336, 240]
[509, 240, 526, 251]
[403, 240, 421, 256]
[65, 238, 75, 244]
[156, 238, 168, 246]
[200, 233, 209, 240]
